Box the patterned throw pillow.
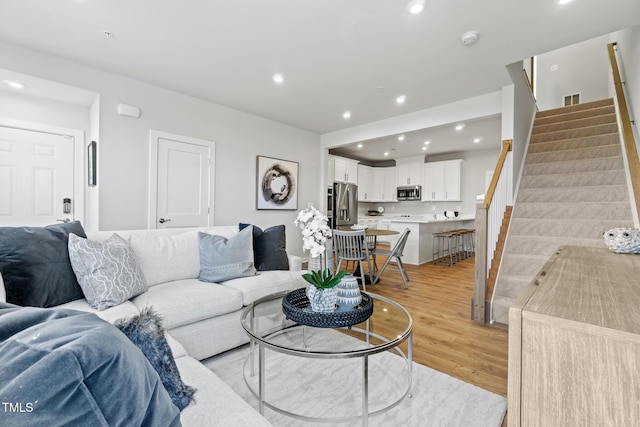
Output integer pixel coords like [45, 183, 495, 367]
[68, 233, 148, 311]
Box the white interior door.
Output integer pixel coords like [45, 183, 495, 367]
[0, 126, 75, 226]
[150, 131, 214, 229]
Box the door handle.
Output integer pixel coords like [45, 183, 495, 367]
[56, 218, 71, 223]
[158, 218, 172, 224]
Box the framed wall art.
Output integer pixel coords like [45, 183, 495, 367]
[256, 155, 298, 210]
[88, 141, 97, 186]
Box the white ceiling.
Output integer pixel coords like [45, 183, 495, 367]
[0, 0, 638, 140]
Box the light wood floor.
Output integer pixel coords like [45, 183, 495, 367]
[363, 251, 509, 398]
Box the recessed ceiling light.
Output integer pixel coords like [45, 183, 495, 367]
[396, 95, 406, 104]
[272, 73, 284, 84]
[422, 146, 427, 151]
[455, 124, 465, 131]
[343, 111, 351, 119]
[384, 151, 389, 156]
[3, 79, 24, 89]
[357, 143, 363, 148]
[473, 137, 482, 143]
[424, 140, 431, 145]
[406, 0, 425, 14]
[557, 0, 573, 4]
[398, 135, 405, 141]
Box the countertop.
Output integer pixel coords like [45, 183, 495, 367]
[358, 214, 475, 224]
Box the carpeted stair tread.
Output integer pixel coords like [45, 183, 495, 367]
[507, 218, 628, 239]
[512, 201, 632, 220]
[519, 169, 626, 189]
[516, 185, 629, 203]
[491, 297, 514, 325]
[534, 98, 613, 118]
[502, 235, 607, 256]
[527, 134, 620, 153]
[532, 114, 616, 134]
[499, 253, 553, 277]
[525, 144, 620, 163]
[530, 123, 618, 143]
[533, 104, 616, 126]
[522, 156, 624, 175]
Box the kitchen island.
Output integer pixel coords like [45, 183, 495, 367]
[375, 215, 475, 265]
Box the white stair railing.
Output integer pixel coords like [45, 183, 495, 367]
[473, 140, 513, 323]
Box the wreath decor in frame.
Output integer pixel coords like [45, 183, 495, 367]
[256, 155, 298, 210]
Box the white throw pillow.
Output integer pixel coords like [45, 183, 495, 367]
[129, 231, 201, 286]
[68, 233, 148, 311]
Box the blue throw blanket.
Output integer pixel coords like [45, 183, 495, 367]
[0, 303, 181, 426]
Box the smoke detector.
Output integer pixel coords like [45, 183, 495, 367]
[461, 31, 478, 45]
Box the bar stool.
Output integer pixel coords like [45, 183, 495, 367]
[432, 231, 457, 266]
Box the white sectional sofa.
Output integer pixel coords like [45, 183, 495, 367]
[0, 224, 308, 426]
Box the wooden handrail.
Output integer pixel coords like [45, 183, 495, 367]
[608, 42, 640, 222]
[483, 139, 512, 208]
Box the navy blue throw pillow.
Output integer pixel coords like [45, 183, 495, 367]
[116, 307, 195, 411]
[0, 221, 87, 307]
[239, 223, 289, 271]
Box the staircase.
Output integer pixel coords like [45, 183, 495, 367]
[491, 98, 635, 325]
[486, 206, 512, 302]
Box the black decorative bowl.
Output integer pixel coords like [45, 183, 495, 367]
[282, 288, 373, 328]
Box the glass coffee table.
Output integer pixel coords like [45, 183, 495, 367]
[240, 290, 413, 426]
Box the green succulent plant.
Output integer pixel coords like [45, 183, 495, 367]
[302, 269, 348, 290]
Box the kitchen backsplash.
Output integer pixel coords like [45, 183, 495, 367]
[358, 200, 467, 217]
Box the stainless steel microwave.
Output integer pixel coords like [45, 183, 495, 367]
[397, 185, 422, 201]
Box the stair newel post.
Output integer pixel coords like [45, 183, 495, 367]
[473, 204, 488, 323]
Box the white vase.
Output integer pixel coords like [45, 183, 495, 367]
[306, 286, 338, 312]
[336, 274, 362, 311]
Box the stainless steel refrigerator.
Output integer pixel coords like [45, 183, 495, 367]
[332, 182, 358, 227]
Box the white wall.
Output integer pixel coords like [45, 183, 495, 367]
[0, 40, 320, 256]
[536, 35, 611, 111]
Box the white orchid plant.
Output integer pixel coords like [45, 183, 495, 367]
[294, 204, 332, 258]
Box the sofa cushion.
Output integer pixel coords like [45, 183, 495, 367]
[68, 233, 148, 311]
[198, 227, 256, 283]
[177, 355, 273, 426]
[0, 303, 180, 426]
[58, 299, 140, 324]
[239, 223, 289, 271]
[132, 279, 244, 330]
[0, 221, 86, 307]
[221, 270, 306, 306]
[115, 307, 195, 411]
[129, 230, 201, 287]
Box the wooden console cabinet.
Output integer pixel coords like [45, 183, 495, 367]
[509, 245, 640, 426]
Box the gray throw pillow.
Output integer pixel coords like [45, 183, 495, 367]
[198, 226, 256, 283]
[68, 233, 148, 311]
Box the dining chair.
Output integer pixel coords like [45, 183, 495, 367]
[373, 228, 411, 288]
[332, 229, 373, 291]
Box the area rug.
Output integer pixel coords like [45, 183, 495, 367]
[203, 330, 506, 427]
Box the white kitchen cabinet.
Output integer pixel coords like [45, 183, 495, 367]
[369, 167, 397, 202]
[357, 164, 373, 201]
[395, 156, 424, 186]
[331, 156, 358, 184]
[422, 159, 462, 201]
[384, 167, 398, 202]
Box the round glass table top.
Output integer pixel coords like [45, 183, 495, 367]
[241, 290, 412, 357]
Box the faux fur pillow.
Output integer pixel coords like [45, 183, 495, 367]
[115, 308, 195, 411]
